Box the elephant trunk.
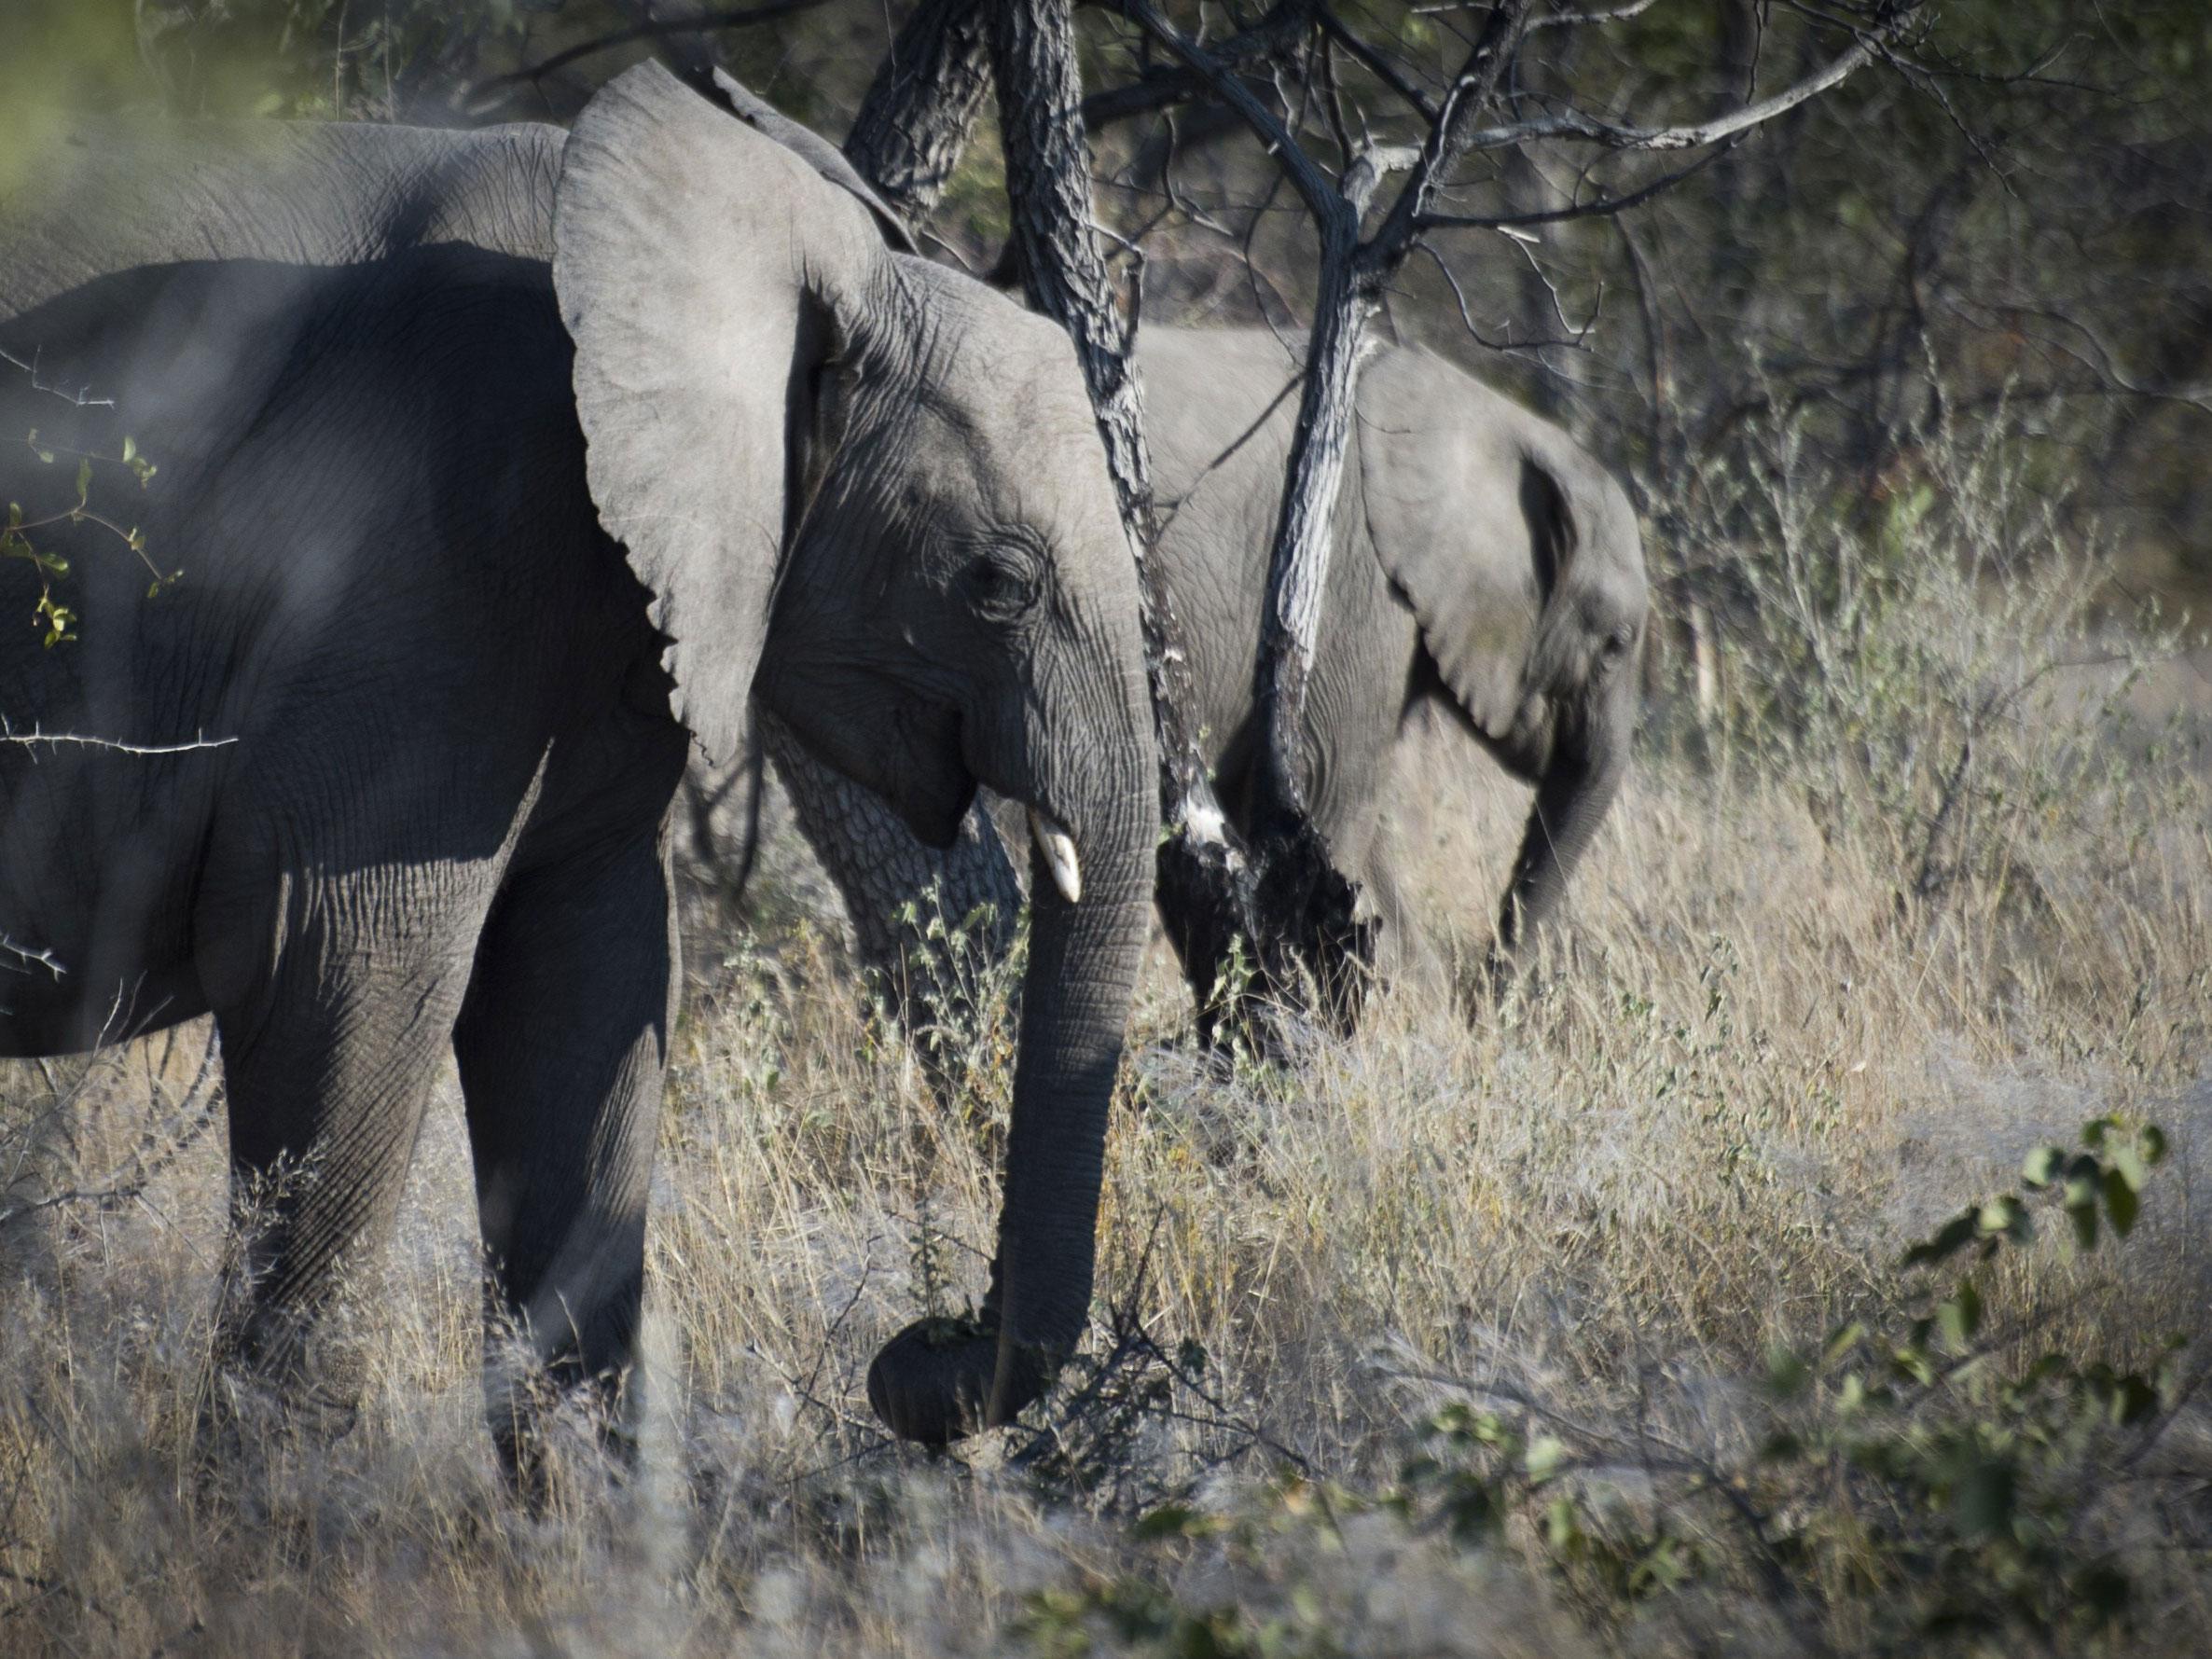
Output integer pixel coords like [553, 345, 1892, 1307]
[1486, 689, 1628, 990]
[866, 683, 1153, 1445]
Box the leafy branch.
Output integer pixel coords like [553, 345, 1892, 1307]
[4, 347, 172, 646]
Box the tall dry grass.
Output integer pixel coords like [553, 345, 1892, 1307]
[2, 417, 2207, 1655]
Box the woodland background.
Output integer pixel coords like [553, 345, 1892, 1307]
[2, 4, 2210, 1655]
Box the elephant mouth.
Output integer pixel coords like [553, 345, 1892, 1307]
[891, 699, 977, 847]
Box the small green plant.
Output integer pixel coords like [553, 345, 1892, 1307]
[1400, 1113, 2187, 1650]
[891, 878, 1023, 1113]
[1022, 1474, 1358, 1659]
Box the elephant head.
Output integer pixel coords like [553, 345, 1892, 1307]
[1355, 348, 1647, 977]
[556, 63, 1154, 1442]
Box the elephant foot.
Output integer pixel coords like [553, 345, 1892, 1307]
[867, 1315, 1056, 1445]
[483, 1336, 643, 1510]
[190, 1344, 364, 1518]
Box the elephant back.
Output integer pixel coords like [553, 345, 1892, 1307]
[1, 115, 564, 323]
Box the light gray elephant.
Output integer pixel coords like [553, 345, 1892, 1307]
[0, 62, 1154, 1450]
[747, 325, 1646, 1021]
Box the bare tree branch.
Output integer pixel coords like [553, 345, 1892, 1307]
[468, 0, 830, 94]
[1453, 6, 1928, 155]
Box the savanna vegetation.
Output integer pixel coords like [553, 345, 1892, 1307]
[3, 2, 2208, 1654]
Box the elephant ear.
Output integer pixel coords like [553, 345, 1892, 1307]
[554, 60, 883, 767]
[708, 70, 919, 254]
[1355, 347, 1571, 740]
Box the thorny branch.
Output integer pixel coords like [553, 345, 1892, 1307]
[0, 722, 236, 757]
[0, 1025, 222, 1233]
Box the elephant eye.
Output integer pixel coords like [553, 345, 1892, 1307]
[961, 537, 1044, 623]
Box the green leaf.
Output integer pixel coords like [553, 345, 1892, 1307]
[2111, 1375, 2157, 1427]
[2104, 1168, 2138, 1237]
[2112, 1141, 2150, 1194]
[1939, 1281, 1982, 1349]
[2063, 1155, 2102, 1210]
[2023, 1145, 2064, 1188]
[1953, 1459, 2015, 1539]
[1892, 1346, 1935, 1386]
[1526, 1434, 1568, 1482]
[2142, 1126, 2168, 1167]
[1544, 1495, 1581, 1553]
[2070, 1201, 2099, 1251]
[1821, 1321, 1866, 1367]
[1977, 1196, 2031, 1243]
[1901, 1210, 1977, 1267]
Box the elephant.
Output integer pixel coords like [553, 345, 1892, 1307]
[741, 324, 1647, 1025]
[0, 62, 1155, 1451]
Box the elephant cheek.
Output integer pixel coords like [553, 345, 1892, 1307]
[1501, 694, 1555, 778]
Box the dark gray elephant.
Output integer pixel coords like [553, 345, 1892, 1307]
[746, 324, 1646, 1018]
[0, 62, 1154, 1448]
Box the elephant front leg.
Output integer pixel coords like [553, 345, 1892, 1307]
[205, 872, 487, 1438]
[450, 830, 675, 1487]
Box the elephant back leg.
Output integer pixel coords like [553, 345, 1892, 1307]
[449, 823, 677, 1475]
[1358, 812, 1449, 1002]
[199, 863, 494, 1428]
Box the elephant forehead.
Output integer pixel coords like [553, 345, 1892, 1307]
[889, 397, 1104, 544]
[894, 265, 1096, 429]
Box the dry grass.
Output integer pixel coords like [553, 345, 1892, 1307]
[4, 450, 2210, 1653]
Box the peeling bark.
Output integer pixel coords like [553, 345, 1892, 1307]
[843, 0, 992, 228]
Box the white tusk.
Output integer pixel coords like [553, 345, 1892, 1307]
[1028, 808, 1083, 906]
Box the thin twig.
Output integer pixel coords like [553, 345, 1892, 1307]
[468, 0, 832, 92]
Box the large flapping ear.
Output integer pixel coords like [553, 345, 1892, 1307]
[1354, 346, 1575, 740]
[554, 61, 887, 768]
[708, 70, 919, 254]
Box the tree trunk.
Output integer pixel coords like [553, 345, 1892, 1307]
[986, 0, 1265, 1038]
[1239, 199, 1380, 1027]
